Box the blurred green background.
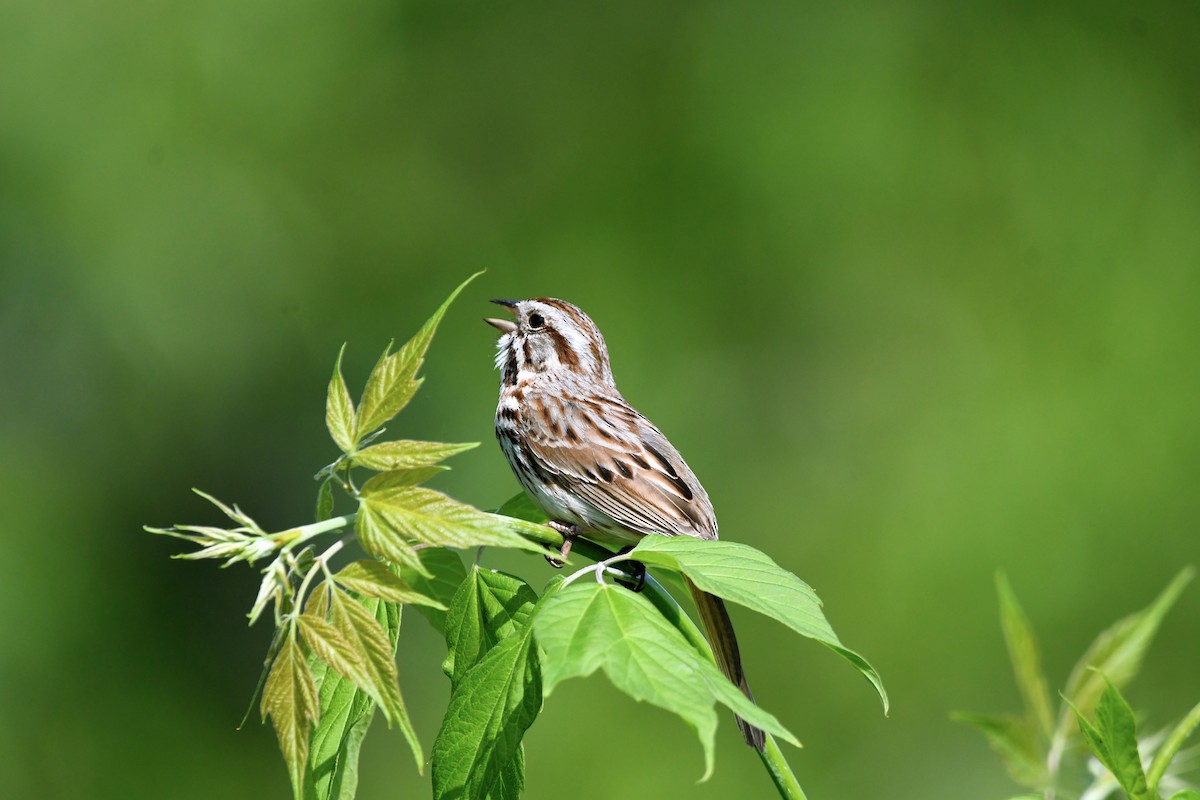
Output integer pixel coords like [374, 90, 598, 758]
[2, 0, 1198, 797]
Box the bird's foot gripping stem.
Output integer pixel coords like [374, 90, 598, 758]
[545, 521, 579, 568]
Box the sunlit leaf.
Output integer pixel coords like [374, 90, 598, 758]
[304, 597, 400, 800]
[996, 572, 1054, 739]
[357, 483, 546, 568]
[352, 440, 478, 471]
[325, 344, 357, 454]
[629, 536, 888, 714]
[534, 581, 799, 779]
[951, 712, 1048, 788]
[261, 632, 318, 800]
[297, 587, 420, 769]
[356, 272, 482, 437]
[333, 560, 447, 609]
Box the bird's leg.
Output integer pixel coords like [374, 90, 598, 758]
[613, 544, 646, 593]
[545, 521, 579, 568]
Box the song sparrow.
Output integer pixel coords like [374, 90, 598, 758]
[485, 297, 766, 751]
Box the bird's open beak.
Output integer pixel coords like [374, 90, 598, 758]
[484, 299, 518, 334]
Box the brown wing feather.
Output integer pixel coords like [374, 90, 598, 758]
[520, 392, 717, 539]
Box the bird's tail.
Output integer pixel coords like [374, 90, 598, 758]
[687, 578, 766, 751]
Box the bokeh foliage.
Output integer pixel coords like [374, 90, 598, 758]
[1, 1, 1198, 798]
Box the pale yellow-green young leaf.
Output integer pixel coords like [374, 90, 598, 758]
[352, 440, 479, 471]
[358, 484, 546, 556]
[355, 505, 426, 576]
[304, 580, 330, 619]
[996, 572, 1055, 740]
[325, 343, 357, 454]
[361, 467, 448, 492]
[261, 633, 318, 799]
[334, 560, 449, 609]
[355, 272, 482, 437]
[329, 587, 422, 768]
[299, 591, 410, 732]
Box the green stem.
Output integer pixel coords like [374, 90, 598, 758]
[1146, 698, 1200, 792]
[759, 734, 809, 800]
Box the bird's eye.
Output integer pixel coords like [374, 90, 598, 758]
[527, 313, 545, 330]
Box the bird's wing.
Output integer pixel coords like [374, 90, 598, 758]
[519, 392, 717, 539]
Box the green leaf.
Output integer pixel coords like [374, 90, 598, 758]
[629, 536, 889, 714]
[996, 572, 1055, 739]
[395, 548, 468, 634]
[1056, 568, 1194, 746]
[261, 632, 319, 800]
[357, 483, 546, 573]
[304, 596, 400, 800]
[1071, 680, 1149, 800]
[494, 492, 548, 523]
[325, 344, 357, 453]
[356, 272, 482, 437]
[333, 560, 448, 609]
[1169, 792, 1200, 800]
[433, 569, 542, 800]
[352, 440, 479, 471]
[432, 622, 542, 800]
[443, 567, 539, 687]
[315, 477, 335, 523]
[951, 712, 1048, 788]
[534, 581, 799, 779]
[488, 746, 524, 800]
[297, 587, 421, 770]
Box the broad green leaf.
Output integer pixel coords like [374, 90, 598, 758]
[1056, 568, 1193, 745]
[325, 344, 357, 453]
[488, 746, 524, 800]
[951, 712, 1048, 788]
[261, 633, 318, 800]
[396, 548, 468, 634]
[315, 477, 335, 523]
[357, 484, 546, 570]
[996, 572, 1054, 739]
[333, 560, 447, 609]
[304, 597, 400, 800]
[436, 569, 539, 800]
[443, 567, 539, 687]
[297, 588, 420, 769]
[534, 581, 799, 779]
[494, 492, 548, 523]
[1169, 792, 1200, 800]
[352, 440, 478, 471]
[432, 622, 541, 800]
[1071, 681, 1149, 800]
[629, 536, 888, 714]
[356, 272, 482, 437]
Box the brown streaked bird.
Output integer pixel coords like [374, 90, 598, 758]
[485, 297, 766, 751]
